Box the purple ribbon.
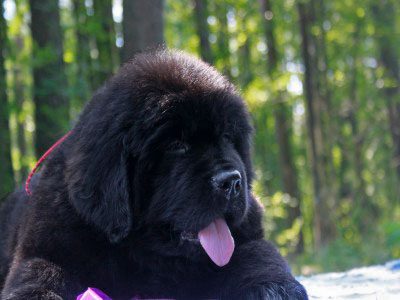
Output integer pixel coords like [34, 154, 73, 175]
[76, 287, 173, 300]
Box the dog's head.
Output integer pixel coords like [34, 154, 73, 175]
[66, 50, 255, 266]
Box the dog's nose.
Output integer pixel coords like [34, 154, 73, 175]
[212, 170, 242, 198]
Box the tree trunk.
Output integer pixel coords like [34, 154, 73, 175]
[238, 36, 252, 88]
[238, 13, 252, 89]
[13, 35, 29, 182]
[348, 21, 366, 204]
[0, 0, 15, 198]
[122, 0, 165, 62]
[92, 0, 117, 86]
[29, 0, 69, 156]
[193, 0, 213, 64]
[314, 0, 337, 197]
[259, 0, 304, 253]
[371, 0, 400, 201]
[215, 2, 231, 79]
[347, 19, 381, 230]
[297, 0, 336, 247]
[72, 0, 91, 107]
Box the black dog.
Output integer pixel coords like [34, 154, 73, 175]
[0, 50, 307, 300]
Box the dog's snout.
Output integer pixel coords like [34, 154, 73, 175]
[212, 170, 242, 198]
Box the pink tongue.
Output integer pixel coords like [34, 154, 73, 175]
[198, 218, 235, 267]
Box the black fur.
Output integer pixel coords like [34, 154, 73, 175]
[0, 50, 307, 300]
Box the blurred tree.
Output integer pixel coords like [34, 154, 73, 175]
[312, 0, 336, 191]
[9, 0, 32, 182]
[297, 0, 336, 247]
[92, 0, 117, 86]
[29, 0, 69, 156]
[11, 34, 28, 181]
[193, 0, 213, 64]
[347, 15, 377, 230]
[72, 0, 91, 105]
[122, 0, 165, 62]
[259, 0, 304, 254]
[237, 23, 252, 88]
[372, 0, 400, 200]
[0, 0, 15, 198]
[215, 2, 231, 79]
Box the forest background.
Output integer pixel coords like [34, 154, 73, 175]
[0, 0, 399, 275]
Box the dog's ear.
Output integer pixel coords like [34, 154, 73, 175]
[66, 131, 132, 244]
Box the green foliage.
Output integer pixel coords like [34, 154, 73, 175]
[383, 221, 400, 258]
[293, 221, 400, 274]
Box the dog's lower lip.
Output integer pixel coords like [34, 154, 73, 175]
[180, 231, 200, 243]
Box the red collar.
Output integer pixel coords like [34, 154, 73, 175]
[25, 131, 72, 195]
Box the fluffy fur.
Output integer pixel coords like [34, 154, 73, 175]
[0, 50, 307, 300]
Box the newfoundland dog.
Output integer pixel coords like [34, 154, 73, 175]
[0, 50, 307, 300]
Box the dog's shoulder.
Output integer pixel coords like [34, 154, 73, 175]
[0, 186, 31, 281]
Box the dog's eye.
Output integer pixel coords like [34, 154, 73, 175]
[167, 141, 189, 155]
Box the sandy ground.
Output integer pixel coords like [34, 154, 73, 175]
[298, 260, 400, 300]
